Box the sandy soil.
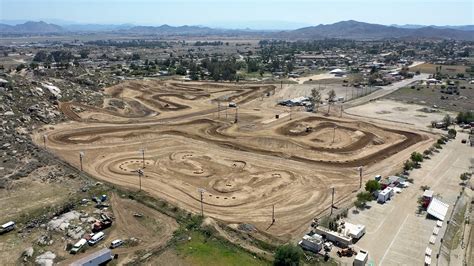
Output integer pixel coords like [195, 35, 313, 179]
[58, 193, 178, 265]
[33, 80, 435, 241]
[345, 99, 456, 130]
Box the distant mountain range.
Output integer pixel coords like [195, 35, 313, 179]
[276, 20, 474, 41]
[1, 20, 473, 41]
[0, 21, 64, 34]
[392, 24, 474, 31]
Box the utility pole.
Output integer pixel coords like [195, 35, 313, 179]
[139, 148, 145, 169]
[217, 101, 221, 119]
[198, 188, 206, 216]
[234, 107, 239, 123]
[272, 204, 275, 225]
[289, 106, 292, 120]
[340, 105, 343, 118]
[358, 166, 363, 189]
[332, 126, 337, 144]
[79, 151, 84, 171]
[225, 103, 228, 120]
[137, 168, 144, 191]
[43, 134, 47, 148]
[330, 187, 335, 216]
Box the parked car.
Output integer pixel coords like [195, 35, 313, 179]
[110, 239, 124, 249]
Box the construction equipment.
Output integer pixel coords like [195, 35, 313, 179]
[337, 247, 357, 257]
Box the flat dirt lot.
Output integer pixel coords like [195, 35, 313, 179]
[32, 80, 436, 241]
[384, 81, 474, 112]
[345, 99, 456, 130]
[409, 63, 470, 75]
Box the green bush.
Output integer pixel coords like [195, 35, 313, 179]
[404, 160, 416, 170]
[365, 180, 380, 193]
[410, 152, 423, 163]
[448, 128, 457, 138]
[274, 244, 303, 266]
[357, 191, 373, 202]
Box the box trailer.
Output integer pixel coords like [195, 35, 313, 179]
[70, 248, 113, 266]
[314, 226, 352, 247]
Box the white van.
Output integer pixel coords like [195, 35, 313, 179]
[1, 221, 15, 234]
[70, 239, 87, 254]
[110, 239, 124, 249]
[88, 232, 105, 245]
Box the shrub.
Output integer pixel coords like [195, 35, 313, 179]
[274, 244, 303, 266]
[365, 180, 380, 193]
[448, 128, 457, 138]
[460, 172, 471, 181]
[410, 152, 423, 162]
[357, 191, 373, 202]
[404, 160, 416, 171]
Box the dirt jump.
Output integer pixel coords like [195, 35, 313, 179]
[33, 79, 434, 240]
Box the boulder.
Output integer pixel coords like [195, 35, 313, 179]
[35, 251, 56, 266]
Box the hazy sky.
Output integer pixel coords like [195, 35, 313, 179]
[1, 0, 473, 28]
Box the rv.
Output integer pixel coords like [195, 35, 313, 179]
[70, 239, 87, 254]
[1, 221, 15, 234]
[88, 232, 105, 246]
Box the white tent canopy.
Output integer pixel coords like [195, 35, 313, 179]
[427, 198, 449, 221]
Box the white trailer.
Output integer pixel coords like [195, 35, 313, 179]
[314, 226, 352, 247]
[353, 250, 368, 266]
[377, 187, 393, 203]
[70, 248, 113, 266]
[299, 234, 323, 253]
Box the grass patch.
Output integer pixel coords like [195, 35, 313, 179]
[444, 198, 468, 250]
[409, 63, 469, 75]
[175, 231, 269, 266]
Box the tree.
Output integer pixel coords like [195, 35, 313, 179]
[354, 199, 366, 210]
[131, 53, 140, 60]
[327, 89, 336, 114]
[404, 160, 415, 171]
[274, 244, 302, 266]
[365, 180, 380, 193]
[16, 64, 26, 72]
[175, 65, 186, 75]
[447, 128, 457, 138]
[410, 152, 423, 163]
[310, 88, 321, 113]
[33, 50, 48, 62]
[460, 172, 470, 181]
[79, 49, 89, 59]
[442, 114, 452, 129]
[357, 191, 373, 202]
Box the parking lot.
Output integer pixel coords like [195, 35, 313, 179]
[345, 132, 472, 265]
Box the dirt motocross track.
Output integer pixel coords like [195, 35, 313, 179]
[33, 79, 434, 240]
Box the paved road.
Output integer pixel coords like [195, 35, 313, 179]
[347, 132, 472, 265]
[344, 74, 429, 109]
